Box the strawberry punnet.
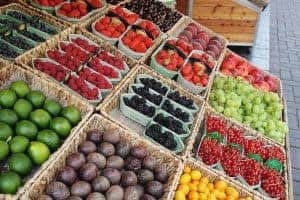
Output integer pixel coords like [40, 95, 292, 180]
[181, 61, 209, 87]
[109, 6, 139, 25]
[94, 16, 126, 38]
[34, 0, 63, 7]
[121, 29, 153, 53]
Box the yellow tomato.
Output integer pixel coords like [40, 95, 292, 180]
[184, 166, 192, 173]
[198, 182, 207, 193]
[188, 191, 199, 200]
[211, 189, 219, 197]
[225, 187, 239, 199]
[245, 197, 252, 200]
[180, 173, 192, 184]
[226, 196, 235, 200]
[214, 180, 228, 191]
[203, 187, 210, 196]
[188, 182, 198, 191]
[199, 193, 207, 200]
[175, 191, 186, 200]
[177, 184, 190, 195]
[207, 183, 214, 191]
[191, 170, 202, 180]
[201, 177, 209, 185]
[216, 191, 227, 200]
[207, 194, 217, 200]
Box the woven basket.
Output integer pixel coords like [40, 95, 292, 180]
[98, 65, 205, 157]
[25, 113, 183, 200]
[167, 16, 228, 66]
[15, 26, 138, 106]
[80, 5, 167, 63]
[0, 3, 69, 62]
[168, 157, 258, 200]
[217, 49, 283, 99]
[186, 105, 291, 200]
[0, 63, 93, 200]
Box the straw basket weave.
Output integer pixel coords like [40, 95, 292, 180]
[187, 105, 292, 200]
[98, 65, 205, 157]
[26, 114, 183, 200]
[0, 63, 93, 200]
[15, 26, 138, 106]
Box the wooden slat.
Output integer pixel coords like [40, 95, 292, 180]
[198, 19, 256, 33]
[176, 0, 187, 15]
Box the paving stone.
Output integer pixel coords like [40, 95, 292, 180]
[292, 168, 300, 182]
[289, 129, 300, 139]
[280, 70, 292, 80]
[293, 181, 300, 195]
[288, 114, 299, 129]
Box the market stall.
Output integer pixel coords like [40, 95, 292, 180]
[0, 0, 293, 200]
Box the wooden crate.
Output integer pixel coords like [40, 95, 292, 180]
[191, 0, 260, 46]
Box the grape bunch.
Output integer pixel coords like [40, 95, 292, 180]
[209, 76, 288, 143]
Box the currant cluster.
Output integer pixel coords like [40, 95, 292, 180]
[261, 167, 286, 199]
[145, 124, 177, 150]
[198, 138, 222, 165]
[206, 116, 227, 136]
[240, 158, 261, 186]
[161, 100, 190, 122]
[220, 146, 241, 177]
[124, 95, 155, 117]
[132, 85, 163, 106]
[153, 114, 187, 135]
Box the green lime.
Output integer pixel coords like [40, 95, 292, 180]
[265, 159, 283, 173]
[30, 109, 51, 129]
[10, 80, 30, 98]
[247, 153, 263, 163]
[15, 120, 38, 140]
[0, 89, 17, 108]
[9, 136, 29, 153]
[50, 117, 72, 138]
[0, 122, 13, 141]
[26, 90, 45, 108]
[43, 99, 62, 117]
[37, 129, 61, 151]
[0, 141, 9, 161]
[0, 171, 22, 194]
[0, 109, 18, 126]
[61, 106, 81, 125]
[28, 141, 50, 165]
[13, 99, 33, 119]
[8, 153, 32, 176]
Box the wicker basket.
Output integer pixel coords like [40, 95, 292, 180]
[217, 49, 283, 99]
[167, 16, 229, 66]
[80, 5, 167, 63]
[0, 63, 93, 200]
[25, 113, 183, 200]
[15, 26, 138, 106]
[168, 157, 258, 200]
[0, 3, 69, 62]
[187, 105, 292, 200]
[98, 65, 205, 157]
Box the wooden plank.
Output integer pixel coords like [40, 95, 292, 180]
[197, 19, 256, 28]
[176, 0, 188, 15]
[222, 32, 254, 43]
[198, 20, 256, 34]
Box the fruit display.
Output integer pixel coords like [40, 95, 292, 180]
[56, 0, 106, 21]
[172, 22, 226, 61]
[32, 0, 64, 8]
[0, 80, 81, 194]
[209, 75, 288, 143]
[41, 128, 172, 200]
[196, 113, 287, 199]
[119, 74, 199, 153]
[175, 164, 253, 200]
[124, 0, 182, 32]
[31, 34, 131, 103]
[0, 9, 60, 60]
[220, 51, 280, 94]
[154, 45, 184, 72]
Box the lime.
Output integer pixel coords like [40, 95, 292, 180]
[0, 122, 13, 141]
[0, 89, 17, 108]
[37, 129, 61, 151]
[16, 120, 38, 140]
[61, 106, 81, 125]
[30, 109, 51, 129]
[43, 99, 62, 117]
[50, 117, 72, 139]
[13, 99, 33, 119]
[0, 141, 9, 161]
[0, 109, 18, 126]
[8, 153, 32, 176]
[10, 80, 30, 98]
[0, 171, 22, 194]
[9, 136, 29, 153]
[26, 90, 45, 108]
[28, 141, 50, 165]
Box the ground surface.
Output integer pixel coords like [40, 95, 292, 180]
[269, 0, 300, 199]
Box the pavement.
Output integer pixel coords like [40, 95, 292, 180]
[269, 0, 300, 199]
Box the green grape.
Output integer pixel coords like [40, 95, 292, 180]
[252, 105, 260, 114]
[216, 106, 224, 113]
[224, 108, 233, 117]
